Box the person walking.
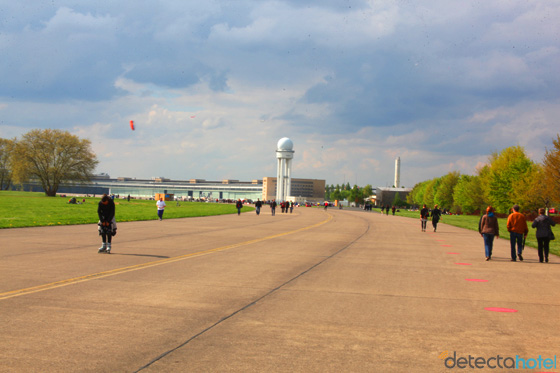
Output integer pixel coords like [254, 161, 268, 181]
[506, 204, 528, 261]
[392, 206, 396, 216]
[270, 200, 277, 216]
[478, 206, 499, 261]
[156, 198, 166, 221]
[532, 208, 556, 263]
[431, 204, 442, 232]
[236, 199, 243, 215]
[97, 194, 117, 254]
[255, 199, 262, 215]
[290, 201, 294, 213]
[420, 204, 429, 232]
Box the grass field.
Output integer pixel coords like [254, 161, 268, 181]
[2, 192, 557, 257]
[374, 208, 559, 257]
[0, 191, 254, 228]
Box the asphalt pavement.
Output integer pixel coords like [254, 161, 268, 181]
[1, 207, 558, 372]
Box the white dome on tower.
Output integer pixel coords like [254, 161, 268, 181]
[277, 137, 293, 151]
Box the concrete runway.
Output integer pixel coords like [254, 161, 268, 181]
[1, 207, 559, 372]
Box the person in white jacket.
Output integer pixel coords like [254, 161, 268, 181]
[156, 198, 166, 221]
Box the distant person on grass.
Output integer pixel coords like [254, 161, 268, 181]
[156, 198, 166, 221]
[532, 208, 556, 263]
[478, 206, 499, 261]
[506, 204, 528, 261]
[97, 194, 117, 254]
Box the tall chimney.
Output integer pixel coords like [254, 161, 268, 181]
[394, 157, 401, 188]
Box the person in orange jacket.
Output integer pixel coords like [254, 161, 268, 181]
[506, 204, 528, 261]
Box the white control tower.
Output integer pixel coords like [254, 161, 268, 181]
[276, 137, 294, 201]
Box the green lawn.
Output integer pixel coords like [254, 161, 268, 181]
[375, 208, 560, 257]
[0, 191, 254, 228]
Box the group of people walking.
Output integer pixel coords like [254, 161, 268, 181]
[479, 204, 556, 262]
[419, 203, 556, 262]
[267, 200, 294, 216]
[419, 204, 441, 232]
[97, 193, 556, 262]
[382, 205, 397, 215]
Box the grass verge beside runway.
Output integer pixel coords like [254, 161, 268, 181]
[374, 207, 559, 257]
[1, 191, 253, 228]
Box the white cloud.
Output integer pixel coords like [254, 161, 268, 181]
[1, 0, 559, 188]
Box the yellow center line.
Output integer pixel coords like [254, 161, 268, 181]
[0, 213, 333, 301]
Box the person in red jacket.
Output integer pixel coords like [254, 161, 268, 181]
[506, 204, 528, 261]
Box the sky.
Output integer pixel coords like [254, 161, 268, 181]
[1, 1, 559, 188]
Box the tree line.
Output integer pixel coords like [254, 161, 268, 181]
[406, 134, 560, 214]
[0, 129, 98, 196]
[324, 183, 375, 204]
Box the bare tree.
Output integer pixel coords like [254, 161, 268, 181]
[0, 138, 15, 190]
[11, 129, 98, 196]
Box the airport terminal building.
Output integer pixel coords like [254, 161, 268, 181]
[46, 174, 326, 202]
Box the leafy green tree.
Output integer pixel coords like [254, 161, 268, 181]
[434, 171, 460, 209]
[453, 174, 486, 214]
[407, 180, 429, 206]
[324, 184, 332, 200]
[484, 146, 534, 213]
[511, 164, 554, 212]
[349, 185, 362, 203]
[362, 184, 373, 201]
[0, 138, 15, 190]
[543, 134, 560, 203]
[423, 178, 440, 207]
[11, 129, 98, 196]
[332, 187, 342, 201]
[393, 192, 404, 206]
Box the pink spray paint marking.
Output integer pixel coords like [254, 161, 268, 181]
[441, 244, 453, 247]
[455, 263, 472, 265]
[465, 279, 488, 282]
[485, 307, 518, 313]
